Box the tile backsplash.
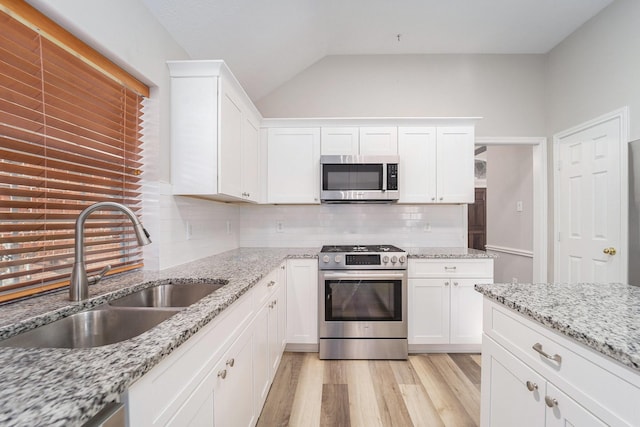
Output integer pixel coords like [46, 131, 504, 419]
[239, 203, 466, 248]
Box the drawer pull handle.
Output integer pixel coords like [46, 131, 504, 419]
[532, 343, 562, 364]
[226, 358, 235, 367]
[218, 369, 227, 379]
[545, 396, 558, 408]
[444, 266, 457, 271]
[525, 381, 538, 392]
[267, 280, 276, 287]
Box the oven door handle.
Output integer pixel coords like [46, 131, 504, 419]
[321, 271, 407, 280]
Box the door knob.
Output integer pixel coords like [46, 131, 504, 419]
[603, 247, 617, 255]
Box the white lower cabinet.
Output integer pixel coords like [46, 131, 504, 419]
[481, 299, 640, 427]
[125, 265, 287, 427]
[285, 258, 318, 348]
[408, 258, 493, 349]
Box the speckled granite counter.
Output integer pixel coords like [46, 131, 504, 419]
[0, 247, 318, 427]
[406, 247, 497, 258]
[475, 282, 640, 371]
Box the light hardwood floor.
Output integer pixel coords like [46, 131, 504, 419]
[257, 353, 481, 427]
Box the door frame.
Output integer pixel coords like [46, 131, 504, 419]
[475, 137, 548, 283]
[552, 107, 629, 283]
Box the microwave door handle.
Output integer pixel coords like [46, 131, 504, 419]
[382, 164, 387, 192]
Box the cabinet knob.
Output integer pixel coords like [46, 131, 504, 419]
[267, 280, 276, 287]
[453, 282, 459, 286]
[431, 197, 436, 201]
[226, 358, 235, 367]
[544, 396, 558, 408]
[445, 282, 450, 286]
[603, 247, 617, 255]
[439, 197, 443, 201]
[281, 265, 285, 270]
[525, 381, 538, 392]
[218, 369, 227, 379]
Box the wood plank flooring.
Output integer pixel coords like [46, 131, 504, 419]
[257, 353, 481, 427]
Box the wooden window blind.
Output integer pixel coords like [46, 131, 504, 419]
[0, 5, 149, 302]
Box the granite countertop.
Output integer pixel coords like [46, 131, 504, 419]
[475, 282, 640, 372]
[0, 247, 318, 427]
[406, 247, 497, 258]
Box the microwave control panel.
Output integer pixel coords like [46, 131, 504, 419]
[387, 164, 398, 190]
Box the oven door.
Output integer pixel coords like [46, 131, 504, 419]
[318, 270, 407, 338]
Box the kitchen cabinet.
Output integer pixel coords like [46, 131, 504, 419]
[481, 300, 637, 426]
[253, 265, 286, 412]
[286, 258, 318, 349]
[168, 60, 261, 202]
[126, 266, 287, 427]
[320, 126, 398, 155]
[407, 258, 493, 350]
[267, 128, 321, 204]
[398, 126, 474, 203]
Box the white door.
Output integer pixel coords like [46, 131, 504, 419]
[555, 114, 625, 283]
[359, 127, 398, 155]
[450, 278, 485, 344]
[436, 127, 475, 203]
[321, 127, 359, 155]
[219, 85, 243, 198]
[397, 127, 437, 203]
[408, 278, 450, 344]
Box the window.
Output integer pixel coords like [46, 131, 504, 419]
[0, 2, 150, 302]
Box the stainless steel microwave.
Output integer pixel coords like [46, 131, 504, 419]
[320, 155, 399, 203]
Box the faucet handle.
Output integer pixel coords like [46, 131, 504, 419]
[88, 265, 112, 286]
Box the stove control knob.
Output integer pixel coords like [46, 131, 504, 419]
[383, 256, 390, 264]
[334, 255, 342, 263]
[399, 255, 406, 264]
[322, 255, 330, 263]
[391, 256, 398, 264]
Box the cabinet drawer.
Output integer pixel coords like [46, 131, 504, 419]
[409, 259, 493, 278]
[253, 269, 279, 309]
[484, 300, 640, 426]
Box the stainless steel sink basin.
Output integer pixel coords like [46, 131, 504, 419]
[0, 307, 177, 349]
[109, 283, 225, 308]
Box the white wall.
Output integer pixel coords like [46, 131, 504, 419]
[239, 204, 466, 248]
[26, 0, 241, 270]
[486, 145, 534, 283]
[256, 54, 547, 137]
[547, 0, 640, 140]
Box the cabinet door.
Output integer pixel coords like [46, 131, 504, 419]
[545, 383, 607, 427]
[267, 128, 321, 204]
[219, 84, 243, 199]
[359, 127, 398, 155]
[253, 303, 271, 413]
[398, 127, 437, 203]
[213, 329, 255, 427]
[268, 286, 282, 377]
[166, 374, 215, 427]
[408, 278, 450, 344]
[482, 337, 545, 427]
[436, 126, 475, 203]
[277, 264, 288, 352]
[321, 127, 359, 155]
[242, 113, 260, 201]
[286, 259, 318, 344]
[450, 278, 485, 344]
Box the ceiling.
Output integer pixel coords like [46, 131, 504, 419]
[141, 0, 614, 101]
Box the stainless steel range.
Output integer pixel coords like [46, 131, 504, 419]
[318, 244, 408, 360]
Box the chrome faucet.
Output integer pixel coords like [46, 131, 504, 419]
[69, 202, 152, 301]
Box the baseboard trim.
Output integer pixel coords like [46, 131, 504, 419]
[409, 344, 481, 353]
[285, 343, 319, 352]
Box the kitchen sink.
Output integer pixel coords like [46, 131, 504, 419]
[0, 306, 178, 349]
[109, 282, 226, 308]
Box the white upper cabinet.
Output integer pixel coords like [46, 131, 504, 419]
[168, 60, 262, 202]
[436, 126, 475, 203]
[267, 128, 321, 204]
[320, 126, 398, 156]
[359, 127, 398, 155]
[398, 127, 437, 203]
[321, 127, 359, 155]
[398, 125, 475, 203]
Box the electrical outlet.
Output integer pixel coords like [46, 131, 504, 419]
[276, 221, 284, 233]
[226, 220, 231, 234]
[185, 220, 193, 240]
[423, 223, 431, 232]
[516, 201, 523, 212]
[512, 277, 518, 284]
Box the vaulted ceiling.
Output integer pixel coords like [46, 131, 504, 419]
[141, 0, 613, 101]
